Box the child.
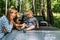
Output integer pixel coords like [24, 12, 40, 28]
[21, 10, 39, 31]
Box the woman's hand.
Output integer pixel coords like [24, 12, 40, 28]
[15, 24, 22, 27]
[2, 27, 6, 33]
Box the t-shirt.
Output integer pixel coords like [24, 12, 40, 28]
[25, 17, 38, 27]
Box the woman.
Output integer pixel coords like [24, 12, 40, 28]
[0, 7, 21, 39]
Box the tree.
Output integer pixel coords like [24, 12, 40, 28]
[39, 0, 45, 20]
[47, 0, 54, 25]
[5, 0, 8, 15]
[32, 0, 36, 16]
[0, 0, 5, 16]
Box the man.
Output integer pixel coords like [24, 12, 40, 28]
[21, 10, 39, 31]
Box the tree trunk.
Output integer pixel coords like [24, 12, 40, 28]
[39, 0, 43, 16]
[19, 0, 21, 12]
[21, 0, 23, 12]
[5, 0, 8, 15]
[47, 0, 54, 25]
[32, 0, 36, 16]
[42, 0, 45, 20]
[8, 0, 10, 7]
[39, 0, 45, 20]
[15, 0, 18, 8]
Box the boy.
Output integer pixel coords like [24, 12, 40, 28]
[21, 10, 39, 31]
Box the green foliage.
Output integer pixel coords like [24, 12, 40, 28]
[0, 0, 5, 17]
[36, 0, 40, 12]
[51, 0, 60, 13]
[10, 0, 16, 6]
[51, 0, 60, 28]
[53, 16, 60, 28]
[52, 4, 60, 13]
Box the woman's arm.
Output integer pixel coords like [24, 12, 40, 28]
[2, 27, 6, 33]
[3, 21, 13, 32]
[13, 19, 23, 30]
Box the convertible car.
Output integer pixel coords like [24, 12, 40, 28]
[2, 30, 60, 40]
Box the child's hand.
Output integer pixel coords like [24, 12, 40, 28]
[22, 23, 27, 27]
[21, 23, 27, 29]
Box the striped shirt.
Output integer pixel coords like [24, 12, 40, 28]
[0, 16, 13, 39]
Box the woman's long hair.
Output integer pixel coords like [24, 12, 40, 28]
[6, 7, 18, 24]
